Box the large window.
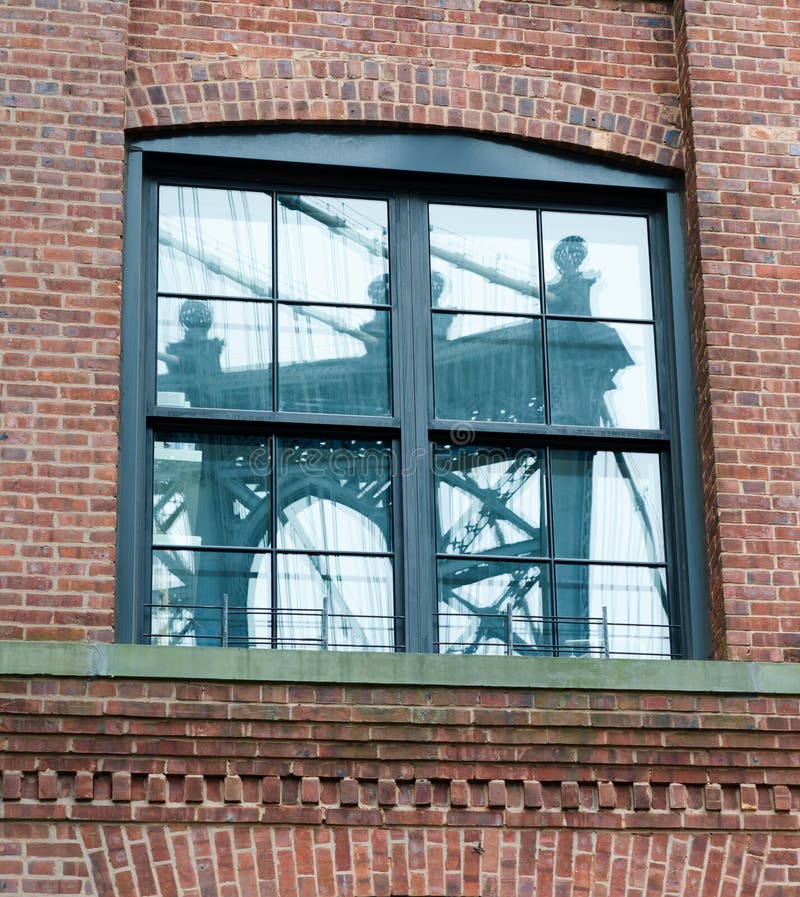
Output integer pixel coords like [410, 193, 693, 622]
[119, 132, 705, 659]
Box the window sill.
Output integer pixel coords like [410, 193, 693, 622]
[1, 641, 797, 694]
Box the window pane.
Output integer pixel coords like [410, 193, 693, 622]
[433, 313, 544, 422]
[278, 305, 391, 415]
[157, 297, 272, 410]
[542, 212, 652, 320]
[150, 549, 270, 648]
[278, 195, 389, 305]
[437, 560, 550, 655]
[551, 450, 665, 563]
[555, 564, 670, 658]
[547, 320, 659, 428]
[158, 186, 272, 298]
[429, 205, 540, 313]
[434, 445, 545, 557]
[153, 434, 270, 549]
[277, 554, 395, 651]
[276, 439, 393, 553]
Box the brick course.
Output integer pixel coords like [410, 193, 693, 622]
[0, 677, 799, 892]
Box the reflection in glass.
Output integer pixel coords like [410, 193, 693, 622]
[543, 212, 652, 320]
[158, 186, 272, 297]
[152, 434, 270, 550]
[437, 560, 550, 655]
[277, 554, 394, 650]
[278, 304, 391, 415]
[433, 313, 544, 422]
[429, 205, 539, 313]
[548, 320, 658, 429]
[551, 450, 664, 563]
[435, 446, 544, 557]
[150, 549, 270, 647]
[276, 439, 393, 553]
[555, 564, 670, 658]
[275, 439, 395, 650]
[278, 195, 389, 305]
[157, 297, 272, 409]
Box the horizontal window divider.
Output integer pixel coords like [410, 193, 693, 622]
[437, 553, 666, 568]
[153, 543, 269, 554]
[551, 558, 667, 569]
[157, 291, 273, 302]
[276, 297, 391, 310]
[429, 421, 668, 446]
[149, 411, 401, 433]
[437, 553, 548, 564]
[431, 307, 541, 320]
[543, 312, 656, 326]
[152, 544, 395, 558]
[275, 548, 395, 558]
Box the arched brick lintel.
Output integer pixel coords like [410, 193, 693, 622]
[5, 823, 774, 896]
[126, 60, 684, 170]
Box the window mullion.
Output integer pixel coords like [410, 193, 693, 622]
[395, 194, 436, 653]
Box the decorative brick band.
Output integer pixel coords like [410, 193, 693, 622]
[0, 822, 795, 897]
[125, 58, 683, 169]
[1, 771, 796, 831]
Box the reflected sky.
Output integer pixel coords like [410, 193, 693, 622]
[158, 186, 272, 297]
[429, 204, 539, 314]
[543, 211, 653, 320]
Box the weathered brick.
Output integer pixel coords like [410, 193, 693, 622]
[184, 775, 204, 803]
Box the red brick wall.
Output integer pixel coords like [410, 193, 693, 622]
[125, 0, 682, 167]
[0, 1, 128, 644]
[675, 0, 800, 662]
[1, 677, 799, 894]
[2, 824, 797, 896]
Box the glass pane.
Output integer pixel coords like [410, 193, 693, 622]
[437, 560, 550, 655]
[433, 313, 544, 422]
[278, 195, 389, 305]
[434, 446, 545, 557]
[429, 204, 540, 313]
[157, 297, 272, 410]
[278, 304, 391, 415]
[552, 450, 665, 563]
[542, 212, 652, 320]
[158, 186, 272, 298]
[555, 564, 671, 658]
[153, 434, 270, 549]
[150, 549, 270, 648]
[547, 320, 658, 429]
[277, 554, 395, 651]
[276, 439, 393, 553]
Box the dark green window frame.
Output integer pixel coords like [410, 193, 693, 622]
[118, 129, 708, 660]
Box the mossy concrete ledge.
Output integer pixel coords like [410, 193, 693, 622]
[1, 641, 799, 694]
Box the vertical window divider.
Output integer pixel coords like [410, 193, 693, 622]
[271, 193, 279, 415]
[405, 194, 437, 653]
[270, 433, 278, 650]
[387, 193, 406, 652]
[537, 210, 559, 655]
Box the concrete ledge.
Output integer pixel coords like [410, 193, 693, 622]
[1, 641, 799, 694]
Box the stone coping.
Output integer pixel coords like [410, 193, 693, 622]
[1, 642, 799, 694]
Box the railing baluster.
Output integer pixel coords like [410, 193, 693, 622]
[601, 605, 610, 658]
[321, 591, 329, 651]
[506, 604, 514, 656]
[222, 594, 229, 648]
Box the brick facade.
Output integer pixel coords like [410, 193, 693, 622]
[2, 0, 800, 893]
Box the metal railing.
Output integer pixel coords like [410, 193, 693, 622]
[436, 606, 677, 659]
[145, 593, 403, 652]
